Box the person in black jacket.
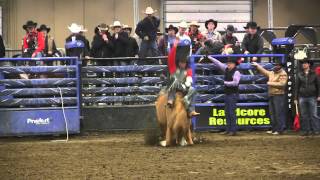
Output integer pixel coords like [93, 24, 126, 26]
[65, 23, 90, 59]
[123, 25, 139, 58]
[135, 7, 160, 58]
[37, 24, 61, 58]
[295, 59, 320, 136]
[241, 22, 264, 62]
[111, 21, 129, 66]
[91, 23, 113, 65]
[0, 35, 5, 58]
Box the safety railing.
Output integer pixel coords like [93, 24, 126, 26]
[0, 57, 81, 136]
[189, 54, 286, 131]
[81, 57, 167, 106]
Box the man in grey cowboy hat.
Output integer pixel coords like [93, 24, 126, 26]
[135, 7, 160, 58]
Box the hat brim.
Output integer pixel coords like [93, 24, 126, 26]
[37, 27, 51, 33]
[165, 27, 178, 33]
[189, 24, 200, 27]
[68, 27, 81, 33]
[23, 23, 37, 30]
[144, 10, 157, 14]
[205, 20, 218, 29]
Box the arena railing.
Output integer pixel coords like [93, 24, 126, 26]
[81, 56, 168, 106]
[189, 54, 286, 131]
[0, 57, 81, 136]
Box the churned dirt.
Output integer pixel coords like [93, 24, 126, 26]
[0, 132, 319, 180]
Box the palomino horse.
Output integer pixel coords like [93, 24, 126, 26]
[155, 91, 194, 146]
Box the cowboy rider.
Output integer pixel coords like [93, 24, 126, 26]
[166, 38, 200, 117]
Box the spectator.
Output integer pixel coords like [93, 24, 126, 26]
[221, 25, 241, 55]
[176, 21, 192, 61]
[202, 19, 222, 43]
[252, 60, 288, 135]
[123, 25, 139, 58]
[0, 35, 4, 58]
[22, 20, 45, 58]
[188, 21, 203, 54]
[79, 25, 91, 54]
[37, 24, 61, 57]
[241, 22, 264, 62]
[222, 25, 238, 46]
[111, 21, 129, 65]
[135, 7, 160, 58]
[295, 60, 320, 136]
[65, 23, 90, 59]
[158, 24, 178, 56]
[196, 19, 221, 54]
[91, 23, 113, 61]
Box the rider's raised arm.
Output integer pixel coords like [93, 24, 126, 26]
[207, 56, 226, 72]
[167, 41, 178, 75]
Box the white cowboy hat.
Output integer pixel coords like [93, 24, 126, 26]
[68, 23, 81, 33]
[144, 7, 157, 14]
[189, 21, 200, 27]
[111, 21, 122, 29]
[79, 25, 88, 32]
[178, 21, 188, 29]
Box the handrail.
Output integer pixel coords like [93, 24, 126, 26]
[0, 57, 78, 61]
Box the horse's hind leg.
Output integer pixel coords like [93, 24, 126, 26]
[186, 127, 194, 145]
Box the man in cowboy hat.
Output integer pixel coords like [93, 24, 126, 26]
[158, 24, 178, 56]
[188, 21, 203, 54]
[37, 24, 60, 58]
[22, 20, 45, 58]
[252, 59, 288, 135]
[135, 6, 160, 57]
[206, 56, 241, 136]
[294, 59, 320, 136]
[241, 22, 264, 62]
[123, 25, 139, 58]
[79, 25, 91, 54]
[203, 19, 222, 43]
[221, 25, 241, 55]
[195, 19, 221, 55]
[166, 40, 200, 117]
[111, 21, 129, 67]
[65, 23, 90, 59]
[91, 23, 113, 60]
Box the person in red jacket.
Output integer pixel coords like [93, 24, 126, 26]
[22, 20, 45, 58]
[167, 40, 200, 117]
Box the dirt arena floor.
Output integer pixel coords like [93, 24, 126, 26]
[0, 132, 320, 180]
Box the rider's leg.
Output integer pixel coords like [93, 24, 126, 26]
[167, 89, 175, 106]
[184, 87, 200, 116]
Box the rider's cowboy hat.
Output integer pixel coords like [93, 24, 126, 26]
[68, 23, 82, 33]
[23, 20, 37, 30]
[144, 7, 157, 14]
